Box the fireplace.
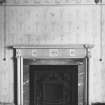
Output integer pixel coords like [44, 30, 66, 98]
[14, 44, 93, 105]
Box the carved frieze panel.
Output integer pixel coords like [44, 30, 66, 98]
[16, 48, 86, 58]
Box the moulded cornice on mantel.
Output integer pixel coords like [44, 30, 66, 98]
[13, 44, 94, 59]
[13, 44, 94, 49]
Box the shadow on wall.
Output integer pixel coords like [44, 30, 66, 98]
[92, 103, 105, 105]
[0, 0, 6, 5]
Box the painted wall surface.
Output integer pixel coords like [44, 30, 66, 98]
[101, 5, 105, 101]
[0, 0, 105, 104]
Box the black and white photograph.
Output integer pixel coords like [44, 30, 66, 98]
[0, 0, 104, 105]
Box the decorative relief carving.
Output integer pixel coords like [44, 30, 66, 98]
[16, 49, 22, 57]
[69, 49, 76, 56]
[15, 48, 86, 58]
[6, 7, 99, 45]
[32, 49, 38, 57]
[83, 44, 94, 58]
[49, 49, 59, 57]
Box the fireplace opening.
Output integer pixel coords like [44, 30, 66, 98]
[29, 65, 78, 105]
[43, 83, 64, 103]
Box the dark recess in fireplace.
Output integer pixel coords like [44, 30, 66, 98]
[30, 65, 78, 105]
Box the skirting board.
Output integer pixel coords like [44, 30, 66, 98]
[0, 103, 14, 105]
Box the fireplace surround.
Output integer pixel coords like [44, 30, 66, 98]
[13, 44, 93, 105]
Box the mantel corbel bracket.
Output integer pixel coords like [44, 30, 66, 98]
[83, 44, 94, 58]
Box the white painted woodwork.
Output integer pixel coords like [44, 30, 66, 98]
[15, 45, 89, 105]
[17, 57, 21, 105]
